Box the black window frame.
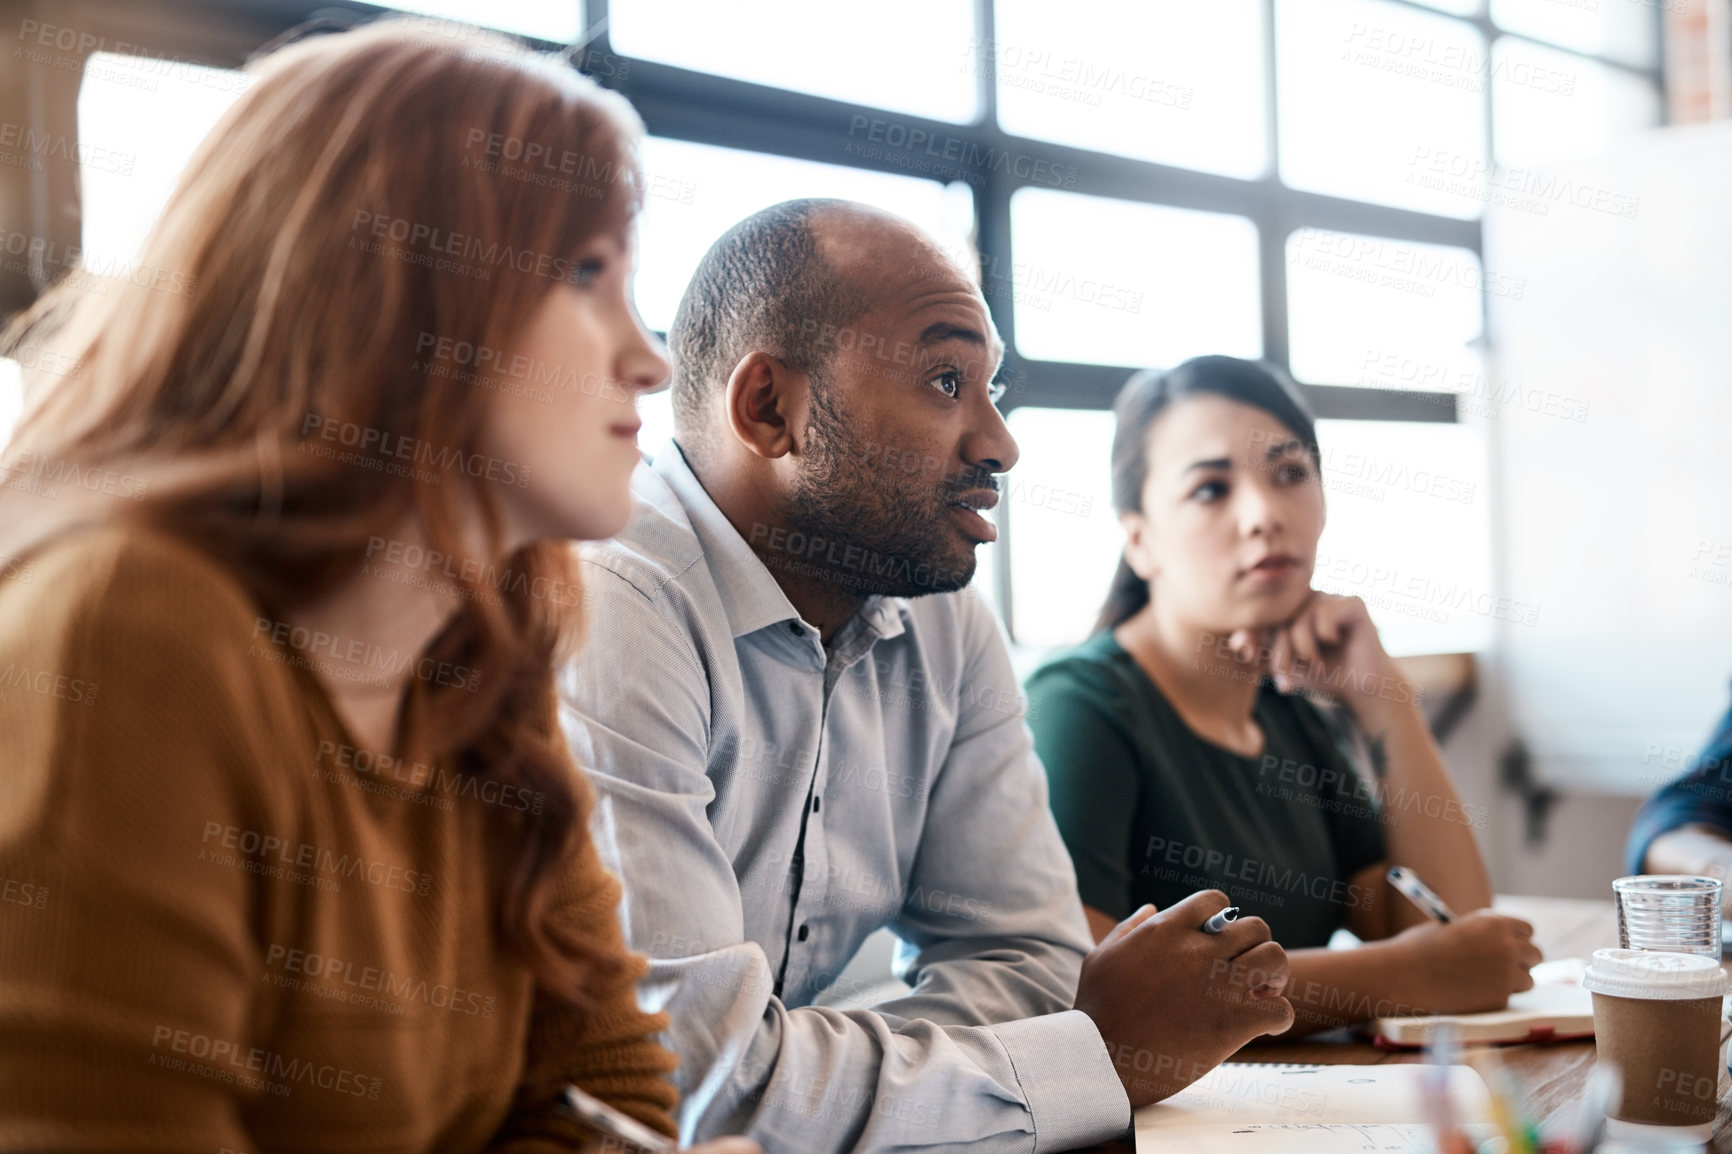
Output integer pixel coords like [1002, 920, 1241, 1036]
[0, 0, 1664, 636]
[576, 0, 1661, 631]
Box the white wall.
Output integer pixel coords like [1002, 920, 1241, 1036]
[1482, 121, 1732, 802]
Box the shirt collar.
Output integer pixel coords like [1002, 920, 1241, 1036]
[650, 439, 907, 645]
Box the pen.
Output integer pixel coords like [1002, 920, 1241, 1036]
[1387, 866, 1456, 924]
[1421, 1023, 1473, 1154]
[1201, 906, 1239, 934]
[560, 1084, 675, 1154]
[1486, 1065, 1534, 1154]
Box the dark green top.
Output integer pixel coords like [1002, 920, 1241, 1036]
[1026, 631, 1388, 950]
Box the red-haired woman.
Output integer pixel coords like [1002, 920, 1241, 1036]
[0, 20, 752, 1154]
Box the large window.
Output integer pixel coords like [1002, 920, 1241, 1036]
[50, 0, 1662, 659]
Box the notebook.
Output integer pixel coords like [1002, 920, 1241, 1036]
[1371, 958, 1595, 1048]
[1133, 1062, 1493, 1153]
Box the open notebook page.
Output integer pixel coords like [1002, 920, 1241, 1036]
[1134, 1062, 1493, 1153]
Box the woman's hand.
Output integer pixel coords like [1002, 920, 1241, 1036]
[1233, 592, 1410, 724]
[1386, 911, 1542, 1014]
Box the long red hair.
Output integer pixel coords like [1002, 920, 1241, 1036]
[0, 19, 646, 1006]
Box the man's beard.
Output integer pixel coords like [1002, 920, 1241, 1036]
[782, 383, 994, 599]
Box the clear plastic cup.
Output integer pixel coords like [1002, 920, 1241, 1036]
[1613, 876, 1723, 957]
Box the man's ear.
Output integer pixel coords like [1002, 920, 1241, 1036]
[724, 351, 808, 460]
[1120, 510, 1159, 582]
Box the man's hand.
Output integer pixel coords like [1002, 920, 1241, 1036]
[1388, 910, 1541, 1014]
[1073, 890, 1294, 1108]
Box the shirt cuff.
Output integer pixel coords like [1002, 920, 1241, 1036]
[991, 1009, 1132, 1152]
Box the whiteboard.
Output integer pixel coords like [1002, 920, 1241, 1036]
[1483, 122, 1732, 793]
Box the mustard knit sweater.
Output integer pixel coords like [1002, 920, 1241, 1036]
[0, 523, 679, 1152]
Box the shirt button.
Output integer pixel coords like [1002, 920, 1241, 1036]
[797, 924, 810, 942]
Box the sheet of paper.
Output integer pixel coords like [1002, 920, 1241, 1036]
[1137, 1122, 1495, 1154]
[1506, 957, 1590, 1017]
[1133, 1063, 1491, 1133]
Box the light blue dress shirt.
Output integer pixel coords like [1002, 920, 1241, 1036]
[558, 442, 1132, 1154]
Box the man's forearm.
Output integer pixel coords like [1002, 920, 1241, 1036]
[655, 945, 1128, 1152]
[1644, 826, 1732, 907]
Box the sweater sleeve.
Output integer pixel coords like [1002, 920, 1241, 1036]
[484, 780, 681, 1152]
[0, 529, 285, 1151]
[1626, 687, 1732, 875]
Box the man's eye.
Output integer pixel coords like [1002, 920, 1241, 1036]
[1192, 479, 1228, 502]
[928, 371, 962, 400]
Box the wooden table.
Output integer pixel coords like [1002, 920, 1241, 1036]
[1075, 895, 1732, 1152]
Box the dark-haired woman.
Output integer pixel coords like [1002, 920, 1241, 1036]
[0, 20, 755, 1153]
[1027, 356, 1539, 1035]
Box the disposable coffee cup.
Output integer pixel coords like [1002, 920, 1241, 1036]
[1584, 948, 1731, 1143]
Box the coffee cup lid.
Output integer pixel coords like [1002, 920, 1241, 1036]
[1583, 948, 1728, 1001]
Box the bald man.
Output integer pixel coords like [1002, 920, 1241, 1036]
[558, 199, 1293, 1154]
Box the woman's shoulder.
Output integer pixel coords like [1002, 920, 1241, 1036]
[0, 521, 316, 874]
[1027, 631, 1148, 700]
[12, 517, 240, 588]
[1, 519, 295, 718]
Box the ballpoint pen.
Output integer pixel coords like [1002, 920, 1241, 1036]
[1202, 906, 1239, 934]
[1388, 865, 1456, 923]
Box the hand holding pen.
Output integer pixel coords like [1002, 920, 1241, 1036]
[1202, 906, 1239, 934]
[1072, 890, 1295, 1108]
[1386, 866, 1543, 1013]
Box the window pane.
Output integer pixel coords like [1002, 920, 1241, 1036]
[991, 0, 1268, 178]
[1276, 0, 1488, 219]
[1491, 38, 1661, 168]
[1003, 408, 1120, 648]
[1008, 189, 1260, 368]
[612, 0, 978, 123]
[78, 54, 246, 265]
[1313, 420, 1495, 655]
[1286, 229, 1488, 389]
[634, 138, 977, 334]
[1489, 0, 1658, 69]
[1408, 0, 1483, 13]
[368, 1, 586, 42]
